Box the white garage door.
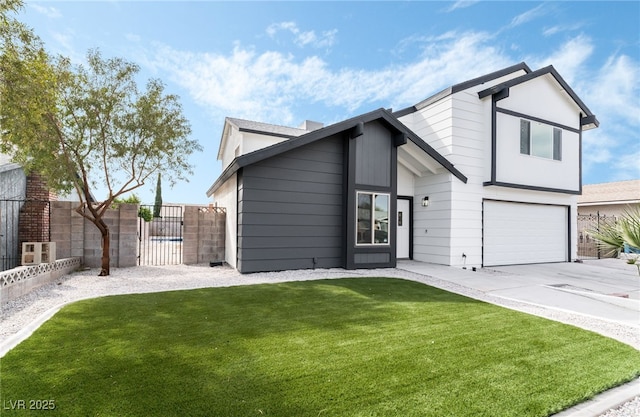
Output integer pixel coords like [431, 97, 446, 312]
[483, 200, 568, 266]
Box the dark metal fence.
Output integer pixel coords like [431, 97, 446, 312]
[577, 213, 618, 260]
[0, 199, 51, 272]
[138, 205, 184, 265]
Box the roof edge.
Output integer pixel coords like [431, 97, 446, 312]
[394, 62, 531, 116]
[207, 108, 468, 196]
[477, 65, 596, 119]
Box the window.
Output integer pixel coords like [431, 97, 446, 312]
[356, 192, 389, 245]
[520, 119, 562, 161]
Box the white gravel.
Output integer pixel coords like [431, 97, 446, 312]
[599, 396, 640, 417]
[1, 264, 638, 416]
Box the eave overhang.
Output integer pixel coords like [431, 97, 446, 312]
[477, 65, 599, 130]
[206, 108, 467, 197]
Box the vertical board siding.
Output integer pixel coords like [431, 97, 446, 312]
[237, 135, 344, 273]
[355, 121, 391, 187]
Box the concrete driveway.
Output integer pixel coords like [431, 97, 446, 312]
[397, 258, 640, 328]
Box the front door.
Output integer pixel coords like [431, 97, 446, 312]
[397, 199, 410, 259]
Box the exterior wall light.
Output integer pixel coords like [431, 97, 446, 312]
[422, 196, 430, 207]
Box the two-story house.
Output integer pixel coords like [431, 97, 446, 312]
[206, 63, 598, 273]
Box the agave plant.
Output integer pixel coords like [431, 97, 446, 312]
[588, 206, 640, 275]
[619, 206, 640, 251]
[588, 218, 624, 258]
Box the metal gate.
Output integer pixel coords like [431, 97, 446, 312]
[577, 213, 618, 260]
[1, 199, 51, 271]
[138, 205, 183, 265]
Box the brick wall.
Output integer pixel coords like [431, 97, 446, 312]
[18, 173, 58, 250]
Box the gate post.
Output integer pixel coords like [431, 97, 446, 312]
[183, 206, 198, 265]
[118, 204, 138, 267]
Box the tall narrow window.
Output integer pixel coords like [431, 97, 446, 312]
[520, 120, 530, 155]
[356, 192, 389, 245]
[520, 119, 562, 161]
[553, 127, 562, 161]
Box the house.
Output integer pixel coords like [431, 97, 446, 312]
[206, 63, 599, 273]
[1, 154, 26, 270]
[0, 153, 26, 201]
[577, 180, 640, 217]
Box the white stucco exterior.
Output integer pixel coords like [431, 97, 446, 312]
[211, 173, 237, 268]
[219, 127, 289, 171]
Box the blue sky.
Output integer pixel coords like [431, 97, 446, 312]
[17, 1, 640, 204]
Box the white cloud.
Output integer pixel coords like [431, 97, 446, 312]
[145, 26, 638, 184]
[125, 33, 141, 43]
[266, 21, 337, 49]
[542, 22, 585, 37]
[507, 4, 547, 29]
[148, 30, 518, 124]
[528, 34, 594, 85]
[580, 54, 640, 181]
[45, 29, 87, 65]
[614, 150, 640, 180]
[29, 3, 62, 19]
[587, 54, 639, 125]
[444, 1, 480, 12]
[582, 130, 615, 172]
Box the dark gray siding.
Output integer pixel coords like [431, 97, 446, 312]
[354, 253, 390, 264]
[237, 135, 345, 273]
[355, 121, 391, 187]
[345, 121, 397, 270]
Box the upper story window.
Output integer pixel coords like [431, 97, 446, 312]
[520, 119, 562, 161]
[356, 192, 389, 245]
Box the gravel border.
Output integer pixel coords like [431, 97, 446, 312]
[1, 264, 638, 416]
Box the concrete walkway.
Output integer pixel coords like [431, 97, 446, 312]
[397, 259, 640, 327]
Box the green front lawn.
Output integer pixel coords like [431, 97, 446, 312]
[1, 278, 639, 416]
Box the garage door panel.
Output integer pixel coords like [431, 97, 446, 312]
[484, 201, 567, 266]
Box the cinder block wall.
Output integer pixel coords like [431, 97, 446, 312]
[51, 203, 225, 268]
[50, 202, 137, 268]
[183, 206, 226, 264]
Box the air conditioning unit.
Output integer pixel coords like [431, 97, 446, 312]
[21, 242, 56, 265]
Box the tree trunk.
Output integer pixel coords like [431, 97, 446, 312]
[99, 225, 110, 276]
[89, 215, 110, 276]
[75, 203, 112, 276]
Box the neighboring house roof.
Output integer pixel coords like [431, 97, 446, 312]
[207, 108, 468, 197]
[477, 65, 599, 130]
[226, 117, 309, 137]
[216, 117, 309, 160]
[578, 180, 640, 206]
[0, 161, 22, 175]
[0, 153, 21, 174]
[393, 62, 532, 117]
